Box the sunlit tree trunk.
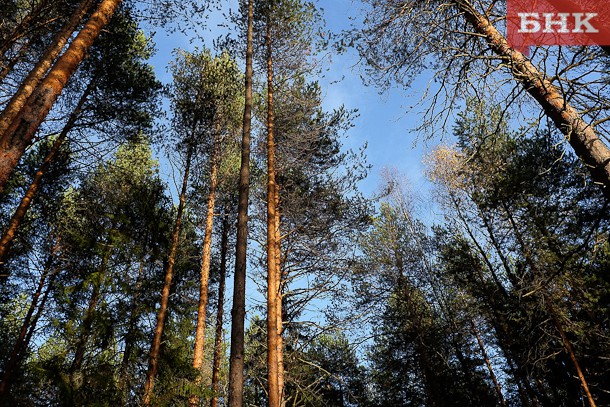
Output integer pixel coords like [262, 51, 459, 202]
[190, 138, 220, 407]
[227, 0, 253, 404]
[453, 0, 610, 198]
[210, 207, 230, 407]
[0, 81, 91, 268]
[546, 301, 597, 407]
[0, 0, 122, 192]
[274, 184, 284, 406]
[265, 9, 282, 406]
[142, 145, 193, 406]
[0, 0, 94, 138]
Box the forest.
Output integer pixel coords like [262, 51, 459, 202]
[0, 0, 609, 406]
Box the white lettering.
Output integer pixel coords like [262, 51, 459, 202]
[518, 13, 541, 33]
[543, 13, 570, 33]
[573, 13, 598, 33]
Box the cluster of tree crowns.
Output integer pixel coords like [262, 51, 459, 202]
[0, 0, 609, 406]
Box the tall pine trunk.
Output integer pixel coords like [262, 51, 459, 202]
[471, 319, 507, 407]
[0, 0, 122, 192]
[274, 178, 284, 405]
[453, 0, 610, 198]
[0, 81, 91, 268]
[265, 12, 282, 407]
[210, 207, 230, 407]
[142, 146, 193, 406]
[0, 0, 94, 138]
[190, 139, 220, 407]
[227, 0, 253, 404]
[547, 300, 596, 407]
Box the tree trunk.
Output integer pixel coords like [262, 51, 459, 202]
[265, 12, 281, 407]
[0, 40, 31, 84]
[454, 0, 610, 199]
[0, 0, 46, 61]
[70, 246, 112, 375]
[274, 184, 284, 406]
[0, 81, 91, 269]
[190, 139, 220, 407]
[227, 0, 253, 404]
[210, 207, 230, 407]
[0, 239, 59, 396]
[142, 146, 193, 406]
[120, 256, 146, 399]
[0, 0, 122, 193]
[471, 319, 507, 407]
[547, 302, 597, 407]
[0, 0, 94, 138]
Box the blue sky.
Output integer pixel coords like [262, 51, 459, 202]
[143, 0, 445, 217]
[139, 0, 450, 337]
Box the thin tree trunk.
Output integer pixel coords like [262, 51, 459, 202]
[265, 11, 281, 407]
[227, 0, 253, 404]
[501, 201, 592, 406]
[120, 257, 146, 380]
[471, 319, 507, 407]
[70, 246, 112, 375]
[0, 40, 31, 84]
[142, 146, 193, 406]
[0, 81, 91, 268]
[454, 0, 610, 199]
[547, 302, 597, 407]
[0, 0, 46, 61]
[0, 239, 59, 396]
[0, 0, 94, 138]
[0, 0, 122, 193]
[210, 207, 230, 407]
[190, 139, 220, 407]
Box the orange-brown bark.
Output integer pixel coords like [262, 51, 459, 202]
[142, 146, 192, 406]
[0, 0, 94, 138]
[190, 140, 220, 407]
[0, 0, 122, 192]
[0, 82, 91, 268]
[454, 0, 610, 198]
[266, 13, 281, 407]
[210, 208, 230, 407]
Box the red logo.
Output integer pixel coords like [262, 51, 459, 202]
[507, 0, 610, 55]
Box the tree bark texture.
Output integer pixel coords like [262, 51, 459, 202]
[190, 140, 220, 407]
[0, 81, 91, 268]
[0, 0, 122, 193]
[265, 14, 282, 407]
[0, 0, 94, 138]
[227, 0, 253, 405]
[142, 146, 192, 406]
[454, 0, 610, 199]
[210, 208, 230, 407]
